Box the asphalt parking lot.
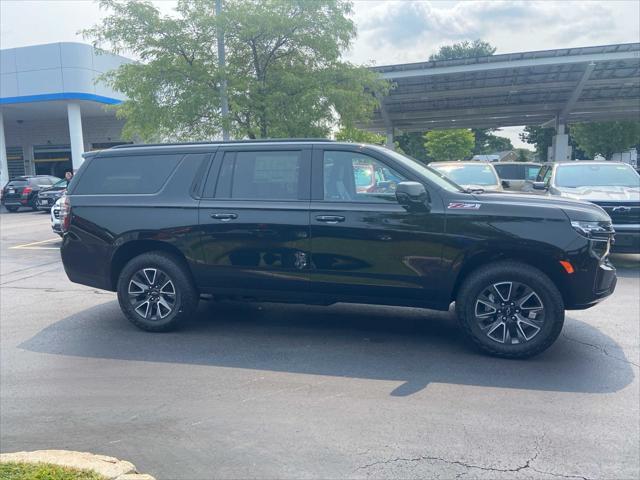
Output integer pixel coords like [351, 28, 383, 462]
[1, 209, 638, 480]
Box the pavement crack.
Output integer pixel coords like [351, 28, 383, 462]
[353, 435, 593, 479]
[563, 333, 639, 368]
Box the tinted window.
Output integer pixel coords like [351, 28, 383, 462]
[555, 163, 640, 188]
[431, 164, 499, 187]
[217, 150, 303, 200]
[74, 155, 180, 194]
[525, 165, 541, 180]
[6, 180, 27, 188]
[323, 151, 406, 202]
[494, 164, 523, 179]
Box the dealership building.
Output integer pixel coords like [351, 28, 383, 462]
[0, 42, 132, 185]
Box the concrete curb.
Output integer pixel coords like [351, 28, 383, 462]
[0, 450, 156, 480]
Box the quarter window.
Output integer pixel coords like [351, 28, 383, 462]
[73, 154, 181, 194]
[323, 151, 406, 202]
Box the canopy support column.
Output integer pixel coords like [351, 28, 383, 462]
[67, 103, 85, 172]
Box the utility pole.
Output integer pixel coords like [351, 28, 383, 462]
[216, 0, 230, 140]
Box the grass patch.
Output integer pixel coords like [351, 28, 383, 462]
[0, 462, 105, 480]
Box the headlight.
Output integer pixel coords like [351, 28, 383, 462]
[571, 221, 613, 239]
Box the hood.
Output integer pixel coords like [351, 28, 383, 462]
[556, 186, 640, 202]
[475, 192, 610, 223]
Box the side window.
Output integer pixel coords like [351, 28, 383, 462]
[525, 165, 540, 180]
[73, 154, 181, 194]
[323, 151, 407, 203]
[536, 166, 548, 182]
[216, 150, 304, 200]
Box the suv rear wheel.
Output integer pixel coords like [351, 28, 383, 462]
[116, 251, 199, 332]
[456, 261, 564, 359]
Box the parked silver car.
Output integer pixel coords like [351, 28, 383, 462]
[430, 161, 505, 192]
[533, 161, 640, 252]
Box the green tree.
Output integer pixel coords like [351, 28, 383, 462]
[84, 0, 387, 141]
[520, 126, 555, 161]
[570, 121, 640, 159]
[335, 126, 385, 144]
[424, 129, 475, 161]
[429, 39, 496, 62]
[472, 128, 513, 155]
[395, 131, 429, 161]
[514, 148, 534, 162]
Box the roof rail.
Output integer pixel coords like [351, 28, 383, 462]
[109, 138, 335, 149]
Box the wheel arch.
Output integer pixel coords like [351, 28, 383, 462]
[451, 249, 570, 305]
[109, 240, 193, 291]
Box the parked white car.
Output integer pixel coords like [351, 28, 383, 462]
[51, 196, 63, 236]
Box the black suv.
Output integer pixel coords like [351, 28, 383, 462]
[60, 140, 617, 358]
[1, 175, 61, 212]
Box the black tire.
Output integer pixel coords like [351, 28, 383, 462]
[116, 251, 199, 332]
[456, 261, 564, 359]
[4, 206, 19, 212]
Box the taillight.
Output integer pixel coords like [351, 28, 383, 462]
[60, 195, 72, 232]
[21, 186, 32, 197]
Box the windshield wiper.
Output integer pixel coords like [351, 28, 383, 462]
[463, 188, 485, 194]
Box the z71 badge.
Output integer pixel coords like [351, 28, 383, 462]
[448, 202, 481, 210]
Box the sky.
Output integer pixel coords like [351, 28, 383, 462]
[2, 0, 639, 148]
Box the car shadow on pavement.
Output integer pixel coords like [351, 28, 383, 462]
[19, 299, 635, 397]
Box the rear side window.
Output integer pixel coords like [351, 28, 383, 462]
[216, 150, 304, 200]
[74, 154, 181, 194]
[6, 180, 27, 188]
[494, 164, 523, 179]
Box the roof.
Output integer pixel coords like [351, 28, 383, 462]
[365, 43, 640, 132]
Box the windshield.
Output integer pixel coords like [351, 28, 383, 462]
[373, 148, 465, 192]
[52, 179, 68, 188]
[431, 164, 499, 186]
[555, 163, 640, 188]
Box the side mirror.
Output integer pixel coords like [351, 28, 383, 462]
[532, 181, 548, 191]
[396, 181, 429, 211]
[501, 180, 511, 189]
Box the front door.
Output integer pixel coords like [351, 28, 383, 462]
[309, 147, 445, 306]
[197, 146, 312, 296]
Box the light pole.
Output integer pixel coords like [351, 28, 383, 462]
[216, 0, 230, 141]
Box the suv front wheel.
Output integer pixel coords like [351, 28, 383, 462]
[456, 261, 564, 359]
[117, 251, 199, 332]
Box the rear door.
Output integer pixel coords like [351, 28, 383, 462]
[197, 145, 312, 296]
[308, 146, 445, 306]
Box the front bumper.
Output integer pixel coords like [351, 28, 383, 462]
[612, 225, 640, 253]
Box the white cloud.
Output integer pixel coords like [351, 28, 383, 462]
[346, 0, 640, 65]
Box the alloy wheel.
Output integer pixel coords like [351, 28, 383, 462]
[127, 268, 177, 321]
[474, 281, 545, 345]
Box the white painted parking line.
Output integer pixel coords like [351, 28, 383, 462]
[10, 238, 60, 250]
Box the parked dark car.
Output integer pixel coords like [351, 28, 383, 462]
[1, 175, 61, 212]
[60, 140, 617, 359]
[36, 178, 68, 211]
[494, 162, 542, 191]
[533, 161, 640, 252]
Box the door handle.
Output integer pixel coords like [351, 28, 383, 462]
[315, 215, 345, 224]
[210, 213, 238, 222]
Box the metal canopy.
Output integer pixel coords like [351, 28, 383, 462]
[365, 43, 640, 133]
